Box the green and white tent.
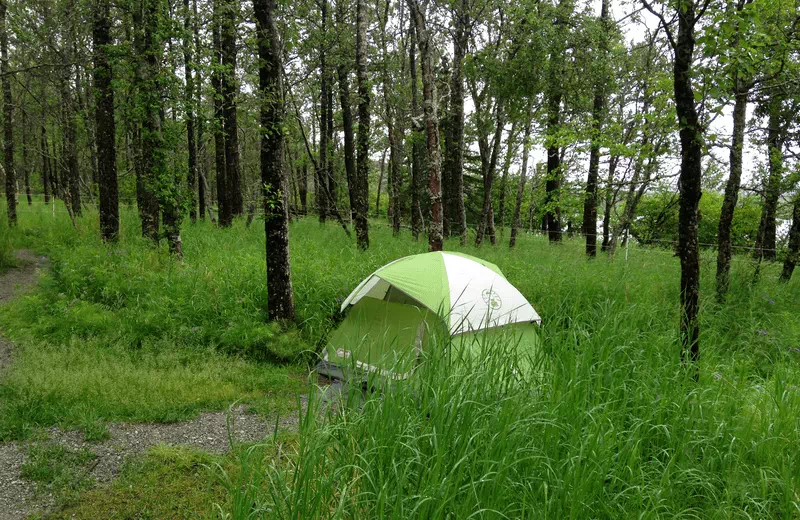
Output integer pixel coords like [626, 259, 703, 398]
[317, 251, 542, 381]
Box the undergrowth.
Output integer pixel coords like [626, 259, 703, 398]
[0, 201, 798, 518]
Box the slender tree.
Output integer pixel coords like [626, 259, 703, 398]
[297, 153, 308, 215]
[318, 0, 331, 223]
[335, 0, 357, 221]
[407, 0, 443, 252]
[716, 0, 754, 299]
[40, 123, 51, 204]
[50, 137, 61, 199]
[326, 76, 335, 213]
[378, 0, 402, 237]
[212, 0, 228, 225]
[583, 0, 611, 257]
[193, 0, 206, 221]
[22, 108, 31, 206]
[643, 0, 705, 373]
[781, 196, 800, 283]
[354, 0, 370, 249]
[375, 147, 386, 215]
[409, 13, 423, 240]
[220, 0, 242, 220]
[542, 0, 573, 243]
[152, 0, 183, 256]
[609, 71, 665, 251]
[497, 121, 518, 232]
[133, 0, 160, 241]
[510, 117, 532, 248]
[62, 83, 81, 218]
[63, 0, 82, 218]
[183, 0, 198, 223]
[254, 0, 295, 321]
[601, 97, 635, 251]
[754, 94, 786, 262]
[474, 98, 505, 247]
[94, 0, 120, 241]
[444, 0, 470, 244]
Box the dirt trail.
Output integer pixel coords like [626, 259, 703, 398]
[0, 251, 304, 520]
[0, 250, 47, 375]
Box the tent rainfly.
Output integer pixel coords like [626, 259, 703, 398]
[317, 251, 542, 381]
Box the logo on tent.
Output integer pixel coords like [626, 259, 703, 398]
[481, 289, 502, 310]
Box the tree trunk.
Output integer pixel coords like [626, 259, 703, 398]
[409, 13, 423, 241]
[51, 137, 60, 200]
[611, 130, 661, 251]
[583, 0, 610, 257]
[780, 196, 800, 283]
[475, 100, 505, 247]
[76, 70, 99, 189]
[335, 0, 357, 222]
[63, 85, 82, 218]
[212, 2, 228, 226]
[318, 0, 331, 226]
[285, 141, 300, 217]
[755, 96, 783, 262]
[543, 1, 573, 243]
[444, 0, 469, 244]
[134, 0, 168, 246]
[716, 87, 748, 297]
[375, 147, 386, 216]
[527, 176, 536, 231]
[510, 119, 531, 248]
[220, 0, 242, 221]
[337, 65, 356, 218]
[497, 121, 518, 233]
[408, 0, 442, 252]
[151, 0, 182, 257]
[354, 0, 370, 249]
[379, 0, 401, 237]
[1, 0, 15, 226]
[291, 89, 351, 236]
[669, 0, 703, 373]
[544, 90, 562, 242]
[64, 0, 82, 217]
[254, 0, 295, 322]
[193, 0, 206, 221]
[183, 0, 198, 223]
[289, 145, 307, 216]
[299, 160, 308, 214]
[583, 106, 601, 256]
[312, 103, 326, 221]
[41, 124, 52, 204]
[715, 0, 753, 298]
[22, 109, 31, 205]
[326, 80, 336, 211]
[94, 0, 119, 241]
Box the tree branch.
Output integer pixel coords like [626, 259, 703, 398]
[640, 0, 676, 50]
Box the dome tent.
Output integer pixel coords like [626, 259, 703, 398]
[317, 251, 542, 381]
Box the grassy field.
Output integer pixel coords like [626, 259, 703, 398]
[1, 201, 799, 518]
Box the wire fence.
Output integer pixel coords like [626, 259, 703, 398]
[8, 195, 793, 270]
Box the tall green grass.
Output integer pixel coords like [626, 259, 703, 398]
[225, 298, 800, 518]
[2, 201, 799, 518]
[212, 220, 797, 518]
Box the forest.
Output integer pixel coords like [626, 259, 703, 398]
[0, 0, 798, 518]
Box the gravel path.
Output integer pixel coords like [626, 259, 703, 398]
[0, 251, 306, 520]
[0, 405, 303, 520]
